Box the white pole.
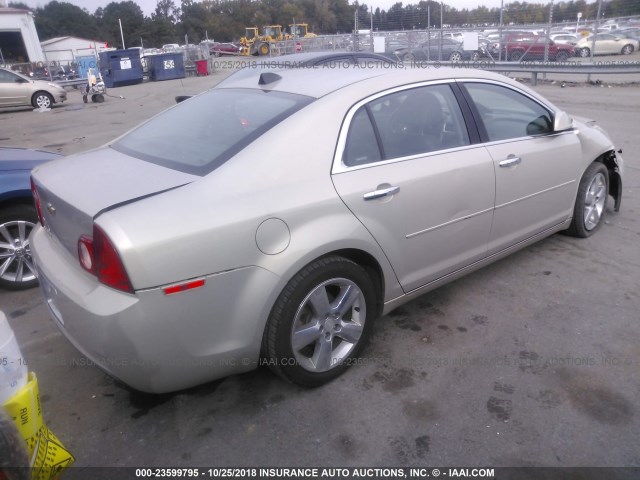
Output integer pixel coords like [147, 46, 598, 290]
[119, 18, 126, 49]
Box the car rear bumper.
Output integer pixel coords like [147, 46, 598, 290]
[31, 225, 281, 393]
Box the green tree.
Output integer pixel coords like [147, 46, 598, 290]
[32, 1, 98, 41]
[98, 1, 145, 49]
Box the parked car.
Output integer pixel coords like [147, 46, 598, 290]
[575, 33, 639, 57]
[549, 33, 579, 46]
[31, 66, 623, 393]
[210, 42, 240, 56]
[612, 27, 640, 42]
[0, 147, 62, 290]
[497, 36, 575, 61]
[395, 38, 481, 61]
[0, 67, 68, 109]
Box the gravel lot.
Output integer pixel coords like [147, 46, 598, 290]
[1, 63, 639, 475]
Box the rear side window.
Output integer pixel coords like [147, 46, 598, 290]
[113, 88, 312, 175]
[342, 84, 470, 167]
[463, 82, 553, 141]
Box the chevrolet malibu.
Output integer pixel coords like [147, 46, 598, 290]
[31, 67, 623, 393]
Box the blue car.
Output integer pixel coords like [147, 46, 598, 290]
[0, 147, 62, 290]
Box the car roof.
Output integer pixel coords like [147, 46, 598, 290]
[216, 65, 540, 101]
[217, 51, 397, 87]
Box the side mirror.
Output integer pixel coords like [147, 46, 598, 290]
[554, 110, 573, 132]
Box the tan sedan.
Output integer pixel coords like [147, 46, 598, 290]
[0, 67, 67, 108]
[31, 66, 623, 392]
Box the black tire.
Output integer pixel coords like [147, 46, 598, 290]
[31, 91, 53, 109]
[565, 162, 609, 238]
[263, 256, 377, 387]
[402, 53, 415, 63]
[621, 44, 634, 55]
[96, 94, 105, 103]
[580, 47, 590, 58]
[510, 50, 524, 61]
[449, 51, 463, 62]
[0, 205, 40, 290]
[258, 43, 270, 56]
[555, 51, 569, 62]
[0, 408, 30, 478]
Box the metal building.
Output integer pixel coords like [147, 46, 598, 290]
[0, 7, 44, 64]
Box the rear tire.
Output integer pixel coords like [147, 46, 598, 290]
[580, 47, 590, 57]
[263, 256, 377, 387]
[449, 51, 463, 62]
[555, 51, 569, 62]
[565, 162, 609, 238]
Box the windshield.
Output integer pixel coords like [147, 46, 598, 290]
[112, 88, 313, 175]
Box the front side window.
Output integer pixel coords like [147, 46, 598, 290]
[113, 88, 312, 175]
[463, 82, 553, 141]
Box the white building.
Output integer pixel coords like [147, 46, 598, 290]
[0, 7, 44, 63]
[40, 36, 110, 64]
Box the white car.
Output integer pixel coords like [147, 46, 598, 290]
[550, 33, 578, 45]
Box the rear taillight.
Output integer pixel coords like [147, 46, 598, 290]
[30, 177, 45, 226]
[77, 225, 133, 294]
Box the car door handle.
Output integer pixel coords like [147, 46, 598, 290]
[499, 155, 522, 167]
[363, 185, 400, 200]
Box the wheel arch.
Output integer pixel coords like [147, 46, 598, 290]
[595, 149, 622, 212]
[318, 248, 386, 317]
[32, 90, 53, 101]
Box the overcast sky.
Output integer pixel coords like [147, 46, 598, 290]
[19, 0, 507, 17]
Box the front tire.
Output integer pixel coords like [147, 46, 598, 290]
[580, 47, 590, 57]
[31, 92, 53, 109]
[263, 256, 377, 387]
[449, 51, 463, 62]
[555, 51, 569, 62]
[0, 205, 39, 290]
[565, 162, 609, 238]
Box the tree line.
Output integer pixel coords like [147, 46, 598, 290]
[8, 0, 640, 49]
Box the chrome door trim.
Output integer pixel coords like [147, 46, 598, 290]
[406, 206, 494, 239]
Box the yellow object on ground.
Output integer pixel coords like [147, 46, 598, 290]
[3, 372, 74, 480]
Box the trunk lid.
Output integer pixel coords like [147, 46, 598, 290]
[31, 146, 197, 257]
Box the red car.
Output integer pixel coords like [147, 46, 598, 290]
[499, 35, 574, 62]
[210, 42, 240, 56]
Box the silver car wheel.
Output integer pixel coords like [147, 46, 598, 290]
[34, 93, 52, 108]
[0, 220, 37, 285]
[583, 172, 607, 231]
[291, 278, 366, 372]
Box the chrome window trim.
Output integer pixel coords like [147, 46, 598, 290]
[332, 79, 462, 175]
[332, 77, 571, 175]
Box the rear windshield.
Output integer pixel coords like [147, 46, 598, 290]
[112, 88, 313, 175]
